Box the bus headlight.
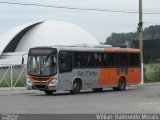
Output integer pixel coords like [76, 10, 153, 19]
[49, 78, 57, 85]
[27, 79, 32, 85]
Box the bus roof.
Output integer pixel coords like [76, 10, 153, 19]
[31, 45, 140, 53]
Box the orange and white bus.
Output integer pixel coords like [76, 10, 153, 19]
[26, 45, 141, 95]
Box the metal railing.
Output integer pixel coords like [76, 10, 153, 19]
[0, 64, 27, 88]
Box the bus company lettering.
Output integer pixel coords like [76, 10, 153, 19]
[77, 71, 98, 77]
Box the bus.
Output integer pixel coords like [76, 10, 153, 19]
[26, 45, 141, 95]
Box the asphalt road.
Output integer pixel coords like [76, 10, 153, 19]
[0, 84, 160, 114]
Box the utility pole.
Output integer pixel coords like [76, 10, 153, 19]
[138, 0, 144, 84]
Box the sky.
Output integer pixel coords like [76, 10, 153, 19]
[0, 0, 160, 43]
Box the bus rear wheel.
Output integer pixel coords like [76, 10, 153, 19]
[44, 90, 54, 95]
[118, 77, 126, 91]
[70, 80, 81, 94]
[113, 77, 126, 91]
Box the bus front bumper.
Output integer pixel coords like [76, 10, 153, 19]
[26, 80, 58, 91]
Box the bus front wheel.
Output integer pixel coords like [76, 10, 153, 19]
[70, 80, 81, 94]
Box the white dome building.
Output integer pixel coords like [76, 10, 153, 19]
[0, 21, 100, 54]
[0, 21, 100, 65]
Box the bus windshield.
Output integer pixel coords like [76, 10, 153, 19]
[27, 48, 57, 76]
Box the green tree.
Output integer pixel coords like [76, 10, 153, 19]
[106, 32, 136, 46]
[105, 25, 160, 46]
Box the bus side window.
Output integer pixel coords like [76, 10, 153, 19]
[95, 53, 105, 67]
[95, 53, 100, 66]
[74, 52, 85, 68]
[118, 53, 128, 66]
[74, 52, 81, 68]
[129, 53, 140, 67]
[103, 53, 107, 66]
[59, 52, 72, 73]
[106, 53, 114, 66]
[88, 53, 95, 67]
[84, 53, 89, 67]
[84, 52, 94, 67]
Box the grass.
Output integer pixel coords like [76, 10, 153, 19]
[144, 63, 160, 83]
[0, 78, 26, 87]
[146, 93, 160, 100]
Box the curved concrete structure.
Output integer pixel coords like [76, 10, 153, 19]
[16, 21, 100, 52]
[0, 21, 100, 54]
[0, 22, 42, 54]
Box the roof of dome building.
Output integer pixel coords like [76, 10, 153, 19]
[0, 21, 100, 54]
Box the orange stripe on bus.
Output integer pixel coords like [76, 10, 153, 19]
[98, 68, 141, 85]
[29, 75, 54, 84]
[98, 68, 118, 85]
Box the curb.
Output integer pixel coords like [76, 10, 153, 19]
[0, 87, 26, 91]
[141, 82, 160, 86]
[0, 87, 38, 96]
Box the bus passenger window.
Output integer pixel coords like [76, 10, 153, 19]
[103, 54, 107, 66]
[96, 53, 104, 67]
[106, 53, 114, 66]
[74, 53, 80, 67]
[74, 52, 84, 68]
[129, 53, 140, 67]
[59, 52, 72, 72]
[87, 53, 95, 67]
[77, 55, 81, 67]
[118, 53, 128, 66]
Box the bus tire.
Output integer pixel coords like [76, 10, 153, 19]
[44, 90, 54, 95]
[118, 77, 126, 91]
[70, 80, 81, 94]
[92, 88, 103, 92]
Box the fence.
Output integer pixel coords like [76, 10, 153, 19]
[0, 64, 27, 88]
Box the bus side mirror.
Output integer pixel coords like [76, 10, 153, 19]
[22, 57, 24, 64]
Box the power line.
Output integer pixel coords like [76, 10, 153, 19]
[1, 1, 160, 15]
[0, 1, 139, 14]
[0, 1, 144, 14]
[0, 2, 159, 24]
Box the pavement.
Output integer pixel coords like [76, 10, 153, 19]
[0, 87, 39, 96]
[0, 82, 160, 114]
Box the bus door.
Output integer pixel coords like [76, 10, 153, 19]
[58, 51, 73, 90]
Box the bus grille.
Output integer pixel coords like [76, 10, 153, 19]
[31, 77, 49, 81]
[34, 85, 47, 89]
